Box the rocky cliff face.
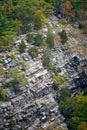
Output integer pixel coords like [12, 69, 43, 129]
[0, 16, 87, 130]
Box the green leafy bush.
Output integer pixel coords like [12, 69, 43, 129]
[46, 29, 54, 49]
[59, 30, 68, 44]
[28, 46, 38, 58]
[34, 34, 44, 46]
[0, 88, 6, 101]
[26, 32, 34, 43]
[19, 40, 26, 52]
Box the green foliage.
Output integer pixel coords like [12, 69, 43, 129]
[34, 34, 44, 46]
[6, 75, 27, 91]
[26, 32, 34, 43]
[67, 117, 83, 130]
[6, 79, 19, 88]
[70, 0, 87, 18]
[54, 75, 67, 86]
[0, 59, 2, 63]
[9, 119, 16, 128]
[46, 29, 54, 49]
[0, 0, 86, 52]
[21, 61, 27, 71]
[28, 46, 38, 58]
[83, 88, 87, 96]
[60, 97, 74, 118]
[0, 13, 15, 51]
[12, 19, 22, 34]
[42, 52, 51, 69]
[57, 67, 62, 73]
[10, 53, 16, 59]
[78, 23, 84, 29]
[14, 0, 52, 32]
[59, 92, 87, 130]
[19, 40, 26, 53]
[60, 87, 70, 101]
[0, 0, 53, 51]
[59, 30, 68, 44]
[0, 67, 4, 75]
[0, 88, 6, 101]
[34, 15, 43, 30]
[6, 67, 28, 90]
[7, 110, 15, 117]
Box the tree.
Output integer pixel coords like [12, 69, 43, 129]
[34, 34, 44, 46]
[60, 97, 74, 118]
[59, 92, 87, 130]
[12, 19, 22, 34]
[54, 75, 67, 86]
[46, 29, 54, 49]
[60, 87, 70, 101]
[67, 117, 83, 130]
[0, 88, 6, 101]
[0, 0, 53, 42]
[59, 30, 68, 44]
[0, 14, 15, 51]
[6, 67, 28, 91]
[73, 93, 87, 120]
[28, 46, 38, 58]
[10, 119, 16, 128]
[34, 13, 43, 30]
[6, 74, 28, 92]
[19, 40, 26, 52]
[26, 32, 34, 43]
[42, 52, 50, 68]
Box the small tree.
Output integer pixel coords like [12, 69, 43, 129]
[0, 88, 6, 101]
[42, 51, 53, 70]
[34, 16, 42, 30]
[26, 32, 34, 43]
[59, 30, 68, 44]
[60, 87, 70, 101]
[10, 119, 16, 128]
[53, 75, 67, 87]
[34, 34, 44, 46]
[6, 67, 28, 92]
[42, 52, 50, 68]
[46, 29, 54, 49]
[33, 10, 45, 30]
[19, 40, 26, 52]
[28, 46, 38, 58]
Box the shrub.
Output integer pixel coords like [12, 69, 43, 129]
[59, 30, 68, 44]
[78, 23, 84, 29]
[34, 34, 44, 46]
[0, 88, 6, 101]
[26, 32, 34, 43]
[19, 40, 26, 52]
[46, 29, 54, 49]
[28, 46, 38, 58]
[54, 75, 67, 86]
[42, 52, 50, 68]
